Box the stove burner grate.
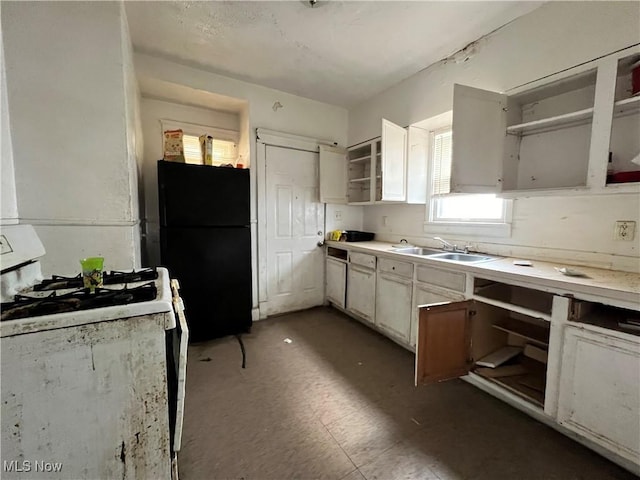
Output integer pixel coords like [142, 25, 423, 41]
[33, 267, 159, 291]
[1, 282, 158, 321]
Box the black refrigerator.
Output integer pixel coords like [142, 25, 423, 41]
[158, 160, 252, 341]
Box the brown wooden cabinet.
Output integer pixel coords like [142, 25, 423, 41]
[415, 300, 473, 385]
[415, 294, 552, 409]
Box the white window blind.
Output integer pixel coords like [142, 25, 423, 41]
[211, 139, 237, 162]
[183, 135, 203, 164]
[431, 130, 452, 195]
[182, 134, 238, 166]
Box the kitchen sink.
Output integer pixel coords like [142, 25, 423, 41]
[428, 252, 496, 263]
[392, 247, 442, 256]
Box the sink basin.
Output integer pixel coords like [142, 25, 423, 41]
[392, 247, 442, 256]
[428, 252, 496, 263]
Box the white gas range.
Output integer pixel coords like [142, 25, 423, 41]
[0, 225, 188, 480]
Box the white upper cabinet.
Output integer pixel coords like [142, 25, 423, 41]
[450, 45, 640, 196]
[406, 126, 429, 204]
[451, 84, 507, 193]
[344, 118, 422, 205]
[380, 119, 408, 201]
[319, 144, 348, 204]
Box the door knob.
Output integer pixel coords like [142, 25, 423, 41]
[317, 241, 325, 247]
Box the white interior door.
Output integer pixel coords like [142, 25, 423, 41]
[265, 145, 325, 316]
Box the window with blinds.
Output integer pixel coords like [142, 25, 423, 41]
[182, 134, 238, 166]
[429, 127, 507, 224]
[183, 135, 203, 164]
[431, 129, 452, 195]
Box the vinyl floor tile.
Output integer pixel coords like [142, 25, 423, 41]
[179, 307, 636, 480]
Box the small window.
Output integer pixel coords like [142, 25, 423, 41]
[428, 128, 508, 225]
[182, 134, 237, 166]
[162, 120, 239, 167]
[183, 135, 203, 164]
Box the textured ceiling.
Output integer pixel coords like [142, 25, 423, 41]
[126, 1, 543, 108]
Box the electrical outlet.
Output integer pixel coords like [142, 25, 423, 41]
[334, 210, 342, 221]
[614, 221, 636, 241]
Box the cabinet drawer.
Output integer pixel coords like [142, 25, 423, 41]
[416, 265, 466, 292]
[378, 257, 413, 279]
[349, 251, 376, 269]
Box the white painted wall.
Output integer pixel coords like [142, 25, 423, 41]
[2, 2, 140, 275]
[325, 204, 364, 234]
[139, 96, 240, 265]
[0, 5, 18, 225]
[349, 1, 640, 272]
[134, 53, 348, 149]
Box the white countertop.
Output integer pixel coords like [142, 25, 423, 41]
[327, 241, 640, 309]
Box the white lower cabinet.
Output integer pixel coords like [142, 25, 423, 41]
[325, 258, 346, 308]
[376, 272, 412, 343]
[346, 264, 376, 323]
[557, 325, 640, 467]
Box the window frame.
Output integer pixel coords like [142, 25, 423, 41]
[423, 124, 512, 238]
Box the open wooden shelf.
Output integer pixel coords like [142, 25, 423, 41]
[349, 176, 371, 183]
[506, 107, 594, 136]
[572, 306, 640, 338]
[474, 356, 546, 407]
[493, 318, 550, 346]
[349, 155, 371, 163]
[614, 95, 640, 116]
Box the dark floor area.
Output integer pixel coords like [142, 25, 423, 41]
[178, 307, 635, 480]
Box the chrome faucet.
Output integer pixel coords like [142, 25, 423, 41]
[433, 237, 473, 254]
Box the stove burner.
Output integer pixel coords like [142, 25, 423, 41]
[1, 282, 158, 321]
[33, 268, 159, 291]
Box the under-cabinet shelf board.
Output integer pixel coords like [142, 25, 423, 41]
[602, 182, 640, 192]
[349, 176, 371, 183]
[614, 95, 640, 116]
[349, 155, 371, 163]
[492, 319, 550, 346]
[472, 294, 552, 322]
[473, 356, 546, 407]
[347, 201, 374, 205]
[506, 107, 594, 135]
[498, 186, 590, 198]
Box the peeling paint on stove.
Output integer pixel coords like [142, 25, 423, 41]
[1, 313, 172, 479]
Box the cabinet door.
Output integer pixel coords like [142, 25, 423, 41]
[557, 326, 640, 464]
[380, 119, 407, 201]
[346, 265, 376, 323]
[451, 84, 507, 193]
[375, 272, 412, 343]
[406, 126, 428, 204]
[411, 283, 465, 348]
[415, 300, 473, 386]
[320, 144, 348, 204]
[325, 258, 346, 308]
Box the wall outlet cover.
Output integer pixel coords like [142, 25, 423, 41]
[614, 221, 636, 241]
